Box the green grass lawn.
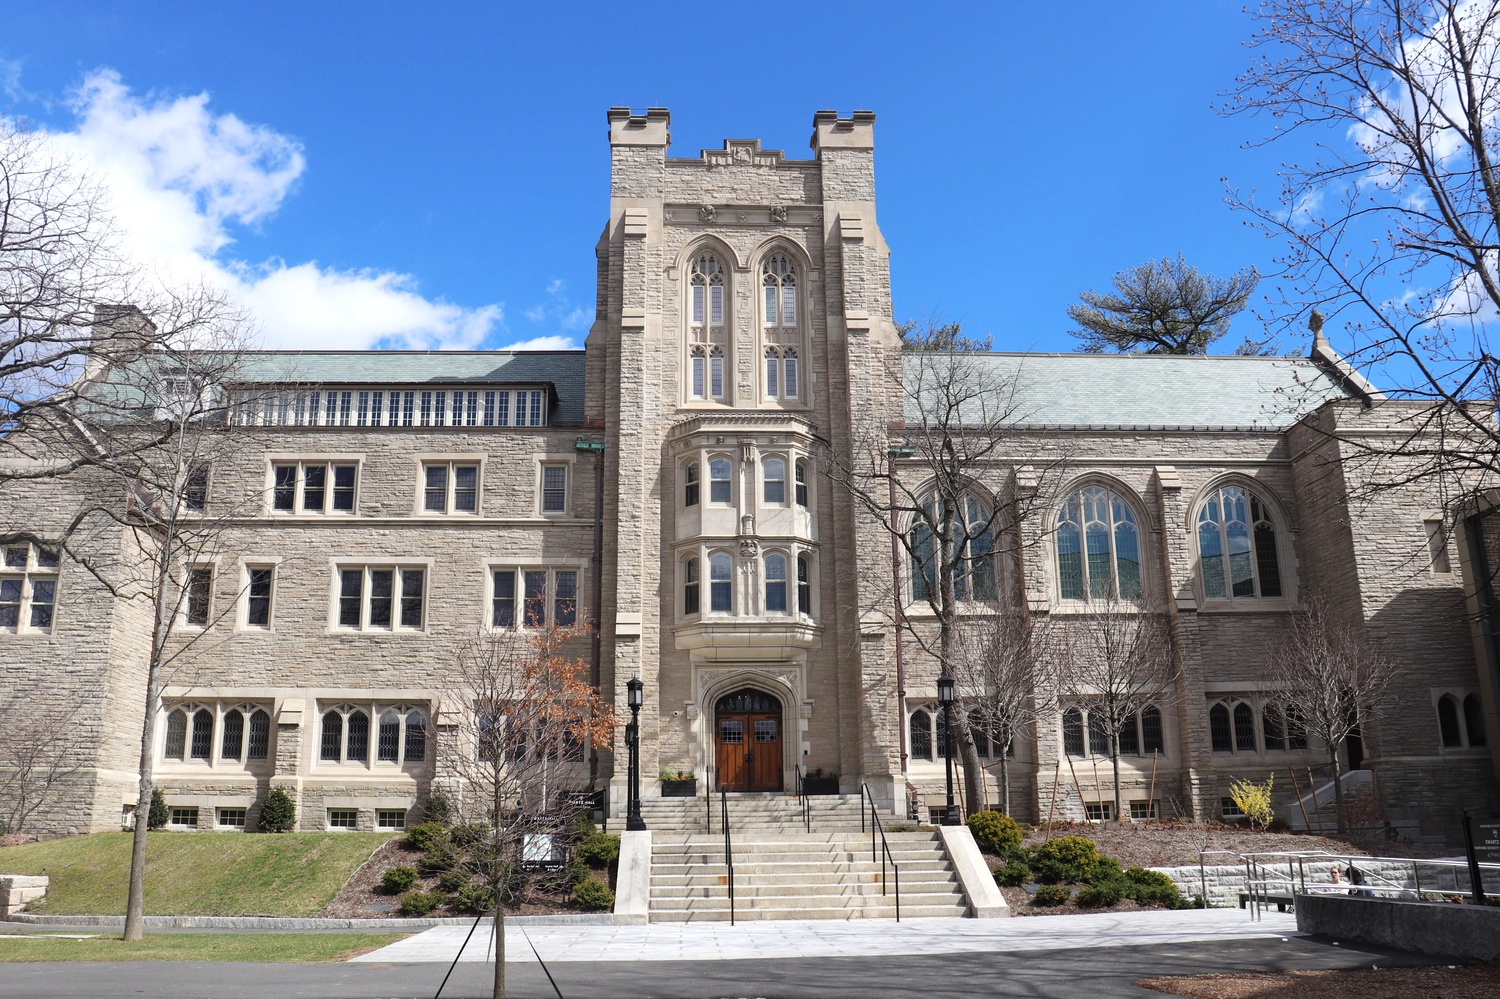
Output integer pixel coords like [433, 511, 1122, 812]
[0, 832, 392, 917]
[0, 932, 406, 963]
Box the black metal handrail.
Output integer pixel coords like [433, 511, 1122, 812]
[720, 785, 736, 926]
[705, 785, 712, 835]
[795, 765, 810, 833]
[860, 783, 901, 922]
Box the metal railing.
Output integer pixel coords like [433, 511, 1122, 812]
[1238, 850, 1500, 921]
[860, 783, 902, 922]
[794, 765, 810, 833]
[720, 785, 736, 926]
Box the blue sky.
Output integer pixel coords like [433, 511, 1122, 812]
[1, 2, 1311, 354]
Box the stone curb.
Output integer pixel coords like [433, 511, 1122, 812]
[5, 913, 614, 930]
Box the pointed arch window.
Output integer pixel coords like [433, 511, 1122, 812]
[1464, 694, 1488, 747]
[1438, 694, 1463, 747]
[689, 253, 728, 401]
[910, 709, 933, 760]
[763, 252, 797, 327]
[1197, 485, 1283, 599]
[909, 491, 997, 603]
[1062, 708, 1085, 757]
[1056, 485, 1142, 601]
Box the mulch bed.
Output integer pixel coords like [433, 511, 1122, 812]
[1138, 965, 1500, 998]
[318, 836, 605, 919]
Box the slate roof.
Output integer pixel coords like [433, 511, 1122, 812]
[902, 352, 1357, 431]
[230, 350, 590, 426]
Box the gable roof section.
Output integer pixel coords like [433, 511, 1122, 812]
[902, 352, 1356, 431]
[230, 350, 589, 426]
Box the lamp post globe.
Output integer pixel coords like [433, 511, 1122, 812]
[937, 674, 959, 825]
[625, 677, 646, 831]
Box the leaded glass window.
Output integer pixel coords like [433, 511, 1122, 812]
[1056, 485, 1141, 601]
[1197, 485, 1283, 599]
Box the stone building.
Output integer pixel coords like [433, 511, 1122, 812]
[4, 108, 1497, 844]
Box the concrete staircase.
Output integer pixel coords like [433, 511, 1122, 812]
[642, 794, 969, 921]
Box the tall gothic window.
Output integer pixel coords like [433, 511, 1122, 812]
[909, 491, 997, 604]
[689, 252, 727, 401]
[761, 253, 800, 400]
[1197, 484, 1283, 599]
[1056, 485, 1142, 601]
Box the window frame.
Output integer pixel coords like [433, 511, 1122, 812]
[539, 461, 570, 516]
[268, 459, 360, 516]
[160, 701, 273, 768]
[488, 564, 584, 631]
[909, 490, 998, 605]
[1054, 483, 1144, 603]
[763, 457, 787, 505]
[241, 562, 277, 630]
[419, 459, 482, 516]
[1195, 482, 1287, 602]
[687, 250, 730, 403]
[332, 563, 429, 633]
[0, 542, 61, 635]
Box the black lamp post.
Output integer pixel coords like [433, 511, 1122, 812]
[625, 676, 645, 831]
[937, 673, 958, 825]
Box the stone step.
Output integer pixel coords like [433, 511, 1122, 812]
[652, 861, 954, 877]
[652, 849, 944, 864]
[651, 870, 957, 889]
[652, 876, 957, 896]
[651, 831, 938, 845]
[652, 882, 957, 901]
[650, 903, 968, 922]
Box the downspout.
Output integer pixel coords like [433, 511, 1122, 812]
[577, 439, 605, 790]
[889, 446, 916, 789]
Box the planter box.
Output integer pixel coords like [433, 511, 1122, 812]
[661, 779, 697, 798]
[803, 777, 840, 795]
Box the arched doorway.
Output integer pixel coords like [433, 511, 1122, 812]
[715, 688, 783, 792]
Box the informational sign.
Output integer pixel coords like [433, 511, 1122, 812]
[1476, 820, 1500, 864]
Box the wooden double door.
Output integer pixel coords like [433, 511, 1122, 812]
[714, 689, 783, 792]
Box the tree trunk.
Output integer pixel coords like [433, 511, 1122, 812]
[1329, 748, 1346, 835]
[492, 773, 505, 998]
[124, 529, 177, 943]
[999, 749, 1011, 817]
[952, 716, 986, 816]
[1110, 734, 1123, 822]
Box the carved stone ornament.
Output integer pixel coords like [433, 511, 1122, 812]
[771, 205, 788, 224]
[700, 205, 716, 223]
[739, 536, 760, 557]
[737, 212, 749, 222]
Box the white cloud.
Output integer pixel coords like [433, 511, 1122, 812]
[26, 69, 510, 351]
[523, 278, 591, 338]
[502, 335, 577, 351]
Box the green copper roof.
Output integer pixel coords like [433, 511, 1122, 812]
[901, 352, 1356, 430]
[231, 350, 589, 425]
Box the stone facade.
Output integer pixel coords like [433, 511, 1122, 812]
[3, 108, 1498, 843]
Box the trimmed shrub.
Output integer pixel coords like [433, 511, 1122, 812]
[1124, 867, 1186, 908]
[563, 856, 591, 888]
[967, 810, 1023, 856]
[405, 821, 449, 853]
[450, 822, 487, 848]
[1031, 884, 1071, 907]
[380, 866, 419, 895]
[419, 792, 453, 827]
[258, 788, 296, 833]
[147, 788, 169, 831]
[397, 889, 446, 917]
[420, 841, 460, 875]
[438, 869, 471, 893]
[992, 860, 1032, 888]
[571, 877, 615, 911]
[454, 883, 496, 915]
[1031, 836, 1100, 884]
[1076, 881, 1123, 908]
[576, 832, 620, 869]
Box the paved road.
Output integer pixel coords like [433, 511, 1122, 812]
[0, 936, 1447, 998]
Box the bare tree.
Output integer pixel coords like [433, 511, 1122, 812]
[1225, 1, 1500, 492]
[1068, 256, 1263, 355]
[830, 320, 1063, 816]
[0, 119, 230, 508]
[1054, 596, 1176, 821]
[949, 607, 1054, 816]
[441, 627, 613, 999]
[0, 692, 94, 836]
[1266, 593, 1397, 833]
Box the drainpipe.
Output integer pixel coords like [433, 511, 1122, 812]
[576, 439, 605, 790]
[889, 446, 916, 785]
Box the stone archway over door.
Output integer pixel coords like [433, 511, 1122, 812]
[715, 688, 783, 792]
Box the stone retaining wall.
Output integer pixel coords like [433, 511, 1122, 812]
[0, 876, 48, 919]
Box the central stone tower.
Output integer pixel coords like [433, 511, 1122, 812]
[586, 108, 906, 815]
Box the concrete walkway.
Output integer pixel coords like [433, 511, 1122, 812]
[353, 906, 1300, 964]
